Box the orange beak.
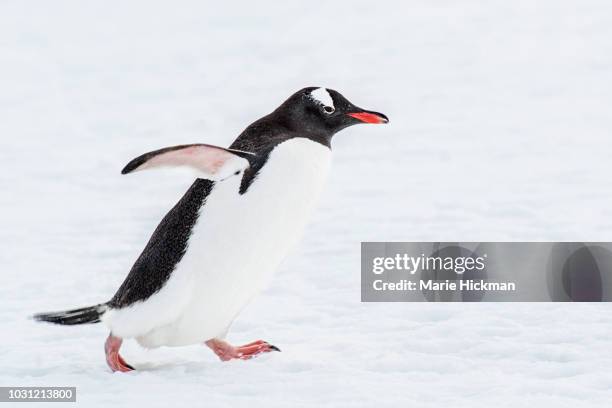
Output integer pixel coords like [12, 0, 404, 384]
[347, 111, 389, 124]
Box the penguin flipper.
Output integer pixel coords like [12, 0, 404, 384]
[121, 143, 255, 181]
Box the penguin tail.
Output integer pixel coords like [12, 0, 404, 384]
[32, 303, 108, 325]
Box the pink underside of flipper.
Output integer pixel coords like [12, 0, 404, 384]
[142, 145, 229, 174]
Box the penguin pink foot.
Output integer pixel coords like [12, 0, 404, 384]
[205, 338, 280, 361]
[104, 334, 134, 372]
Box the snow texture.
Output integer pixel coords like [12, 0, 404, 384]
[1, 0, 612, 407]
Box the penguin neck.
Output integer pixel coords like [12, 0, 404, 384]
[274, 114, 333, 148]
[233, 117, 333, 153]
[294, 130, 332, 148]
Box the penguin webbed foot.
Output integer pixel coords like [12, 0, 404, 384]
[205, 338, 280, 361]
[105, 334, 134, 373]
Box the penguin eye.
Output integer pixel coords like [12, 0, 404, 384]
[323, 106, 335, 114]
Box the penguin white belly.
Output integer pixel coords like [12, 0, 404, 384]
[113, 138, 331, 347]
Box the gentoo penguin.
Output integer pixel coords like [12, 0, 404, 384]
[34, 87, 388, 372]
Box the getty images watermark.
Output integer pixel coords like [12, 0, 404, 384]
[361, 242, 612, 302]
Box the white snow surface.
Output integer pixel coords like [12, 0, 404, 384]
[1, 1, 612, 407]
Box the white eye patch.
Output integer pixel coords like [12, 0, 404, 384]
[308, 87, 335, 110]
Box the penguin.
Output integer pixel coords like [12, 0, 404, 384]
[34, 87, 388, 372]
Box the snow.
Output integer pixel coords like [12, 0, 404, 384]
[1, 0, 612, 406]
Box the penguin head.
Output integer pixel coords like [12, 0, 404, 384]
[274, 87, 388, 138]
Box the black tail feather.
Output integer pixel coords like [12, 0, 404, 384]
[33, 304, 107, 325]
